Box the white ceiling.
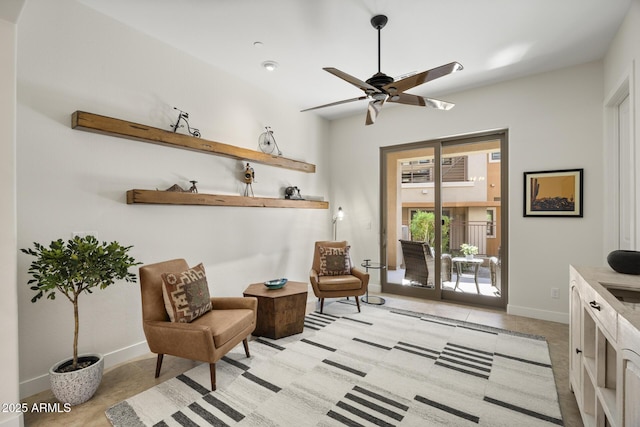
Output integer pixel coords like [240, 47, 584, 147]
[79, 0, 631, 121]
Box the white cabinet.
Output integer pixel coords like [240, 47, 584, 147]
[621, 350, 640, 426]
[570, 266, 640, 427]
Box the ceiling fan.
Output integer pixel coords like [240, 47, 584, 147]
[301, 14, 463, 125]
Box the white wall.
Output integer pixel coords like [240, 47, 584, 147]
[16, 0, 330, 397]
[0, 6, 23, 426]
[328, 61, 605, 323]
[603, 0, 640, 252]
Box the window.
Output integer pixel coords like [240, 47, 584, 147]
[402, 157, 467, 184]
[486, 207, 497, 237]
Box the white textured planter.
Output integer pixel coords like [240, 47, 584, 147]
[465, 254, 474, 260]
[49, 353, 104, 406]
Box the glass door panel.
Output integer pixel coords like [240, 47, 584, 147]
[440, 139, 503, 307]
[383, 145, 441, 300]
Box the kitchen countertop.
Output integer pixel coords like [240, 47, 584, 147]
[572, 265, 640, 345]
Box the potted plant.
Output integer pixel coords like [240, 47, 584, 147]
[21, 235, 140, 405]
[460, 243, 479, 260]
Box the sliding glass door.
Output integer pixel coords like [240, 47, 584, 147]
[380, 131, 508, 308]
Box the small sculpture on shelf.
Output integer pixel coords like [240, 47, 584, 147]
[258, 126, 282, 156]
[164, 184, 186, 192]
[159, 179, 198, 193]
[243, 163, 255, 197]
[285, 186, 303, 200]
[170, 107, 201, 138]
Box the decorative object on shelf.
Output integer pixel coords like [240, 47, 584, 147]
[243, 163, 255, 197]
[460, 243, 478, 260]
[72, 111, 316, 173]
[164, 184, 187, 192]
[258, 126, 282, 155]
[524, 168, 583, 217]
[21, 236, 140, 405]
[169, 107, 201, 137]
[188, 180, 198, 193]
[264, 278, 288, 289]
[332, 206, 344, 240]
[607, 250, 640, 275]
[285, 186, 303, 200]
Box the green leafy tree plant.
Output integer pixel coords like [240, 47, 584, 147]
[409, 211, 450, 251]
[21, 235, 141, 372]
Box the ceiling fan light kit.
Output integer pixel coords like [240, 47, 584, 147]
[302, 14, 463, 125]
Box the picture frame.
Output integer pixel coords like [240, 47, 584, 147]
[523, 168, 583, 217]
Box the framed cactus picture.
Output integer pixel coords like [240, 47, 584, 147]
[524, 168, 583, 217]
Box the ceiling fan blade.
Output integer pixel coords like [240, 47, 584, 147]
[365, 97, 387, 125]
[324, 67, 381, 94]
[384, 61, 463, 94]
[388, 93, 455, 110]
[423, 97, 455, 110]
[301, 96, 368, 112]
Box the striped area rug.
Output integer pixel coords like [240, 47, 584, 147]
[106, 302, 564, 426]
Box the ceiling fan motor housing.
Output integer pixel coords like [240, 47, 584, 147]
[366, 72, 394, 88]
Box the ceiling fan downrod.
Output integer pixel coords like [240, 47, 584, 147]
[366, 15, 394, 88]
[371, 15, 387, 74]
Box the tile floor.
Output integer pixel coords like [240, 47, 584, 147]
[22, 293, 583, 426]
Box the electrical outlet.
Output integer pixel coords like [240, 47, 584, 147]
[551, 288, 560, 299]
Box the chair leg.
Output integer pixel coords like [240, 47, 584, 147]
[242, 338, 250, 358]
[210, 363, 216, 391]
[155, 354, 164, 378]
[356, 296, 361, 312]
[320, 298, 324, 314]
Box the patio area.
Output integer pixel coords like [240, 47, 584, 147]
[387, 260, 501, 297]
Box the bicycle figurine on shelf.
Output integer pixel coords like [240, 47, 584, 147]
[258, 126, 282, 156]
[170, 107, 201, 138]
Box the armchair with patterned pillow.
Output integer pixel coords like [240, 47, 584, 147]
[139, 259, 257, 391]
[309, 241, 369, 314]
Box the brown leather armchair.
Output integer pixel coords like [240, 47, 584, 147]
[139, 259, 257, 391]
[309, 241, 369, 314]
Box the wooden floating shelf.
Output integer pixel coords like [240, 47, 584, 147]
[72, 111, 316, 173]
[127, 189, 329, 209]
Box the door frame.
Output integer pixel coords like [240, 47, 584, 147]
[379, 129, 509, 309]
[604, 61, 636, 253]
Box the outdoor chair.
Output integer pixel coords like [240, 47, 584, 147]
[399, 240, 453, 286]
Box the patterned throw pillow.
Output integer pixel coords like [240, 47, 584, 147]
[161, 263, 212, 323]
[318, 246, 352, 276]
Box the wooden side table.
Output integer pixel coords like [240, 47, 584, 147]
[243, 281, 308, 339]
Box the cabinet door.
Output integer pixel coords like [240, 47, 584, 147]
[570, 283, 582, 395]
[622, 349, 640, 426]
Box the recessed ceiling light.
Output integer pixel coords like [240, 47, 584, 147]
[262, 60, 279, 71]
[253, 41, 263, 48]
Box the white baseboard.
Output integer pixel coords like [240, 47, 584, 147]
[0, 413, 23, 427]
[507, 304, 569, 324]
[19, 341, 150, 399]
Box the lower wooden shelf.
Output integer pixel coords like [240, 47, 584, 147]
[126, 189, 329, 209]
